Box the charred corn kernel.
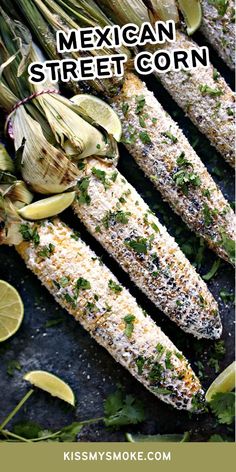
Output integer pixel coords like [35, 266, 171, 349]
[155, 31, 235, 166]
[201, 0, 235, 71]
[73, 159, 222, 340]
[16, 218, 204, 412]
[110, 72, 235, 264]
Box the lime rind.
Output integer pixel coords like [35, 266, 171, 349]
[24, 370, 75, 406]
[206, 361, 236, 403]
[178, 0, 202, 35]
[0, 281, 24, 342]
[71, 94, 122, 142]
[18, 192, 76, 221]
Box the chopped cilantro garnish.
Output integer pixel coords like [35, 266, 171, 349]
[199, 84, 223, 97]
[213, 69, 220, 81]
[165, 351, 174, 370]
[20, 224, 40, 246]
[122, 102, 129, 115]
[125, 237, 148, 254]
[92, 167, 110, 190]
[156, 343, 165, 356]
[226, 107, 234, 116]
[162, 131, 178, 143]
[77, 178, 91, 205]
[210, 392, 235, 425]
[139, 131, 152, 145]
[70, 231, 80, 241]
[38, 243, 55, 259]
[136, 356, 146, 375]
[202, 259, 221, 281]
[123, 314, 136, 338]
[108, 279, 123, 294]
[135, 95, 146, 114]
[208, 0, 229, 16]
[75, 277, 91, 291]
[148, 362, 164, 383]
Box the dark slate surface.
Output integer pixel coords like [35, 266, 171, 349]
[0, 32, 235, 442]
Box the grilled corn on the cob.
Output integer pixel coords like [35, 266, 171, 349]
[110, 72, 235, 263]
[73, 159, 222, 339]
[16, 218, 204, 411]
[201, 0, 235, 70]
[153, 31, 235, 166]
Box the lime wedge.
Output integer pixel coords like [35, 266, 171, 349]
[178, 0, 202, 35]
[126, 432, 189, 442]
[24, 370, 75, 406]
[18, 192, 75, 220]
[206, 362, 236, 402]
[0, 280, 24, 342]
[71, 94, 122, 142]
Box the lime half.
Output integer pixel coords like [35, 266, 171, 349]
[0, 281, 24, 342]
[178, 0, 202, 35]
[206, 361, 236, 403]
[18, 192, 75, 221]
[24, 370, 75, 406]
[71, 94, 122, 142]
[126, 432, 189, 442]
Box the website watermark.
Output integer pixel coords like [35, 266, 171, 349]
[63, 450, 171, 462]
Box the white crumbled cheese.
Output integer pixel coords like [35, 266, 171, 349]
[201, 0, 235, 71]
[73, 159, 222, 340]
[111, 72, 235, 262]
[17, 219, 205, 411]
[152, 32, 235, 166]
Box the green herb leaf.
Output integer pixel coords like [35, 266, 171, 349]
[123, 314, 136, 338]
[125, 237, 148, 254]
[108, 279, 123, 294]
[7, 360, 21, 377]
[75, 278, 91, 291]
[208, 0, 229, 16]
[58, 422, 84, 441]
[210, 392, 235, 425]
[199, 84, 223, 97]
[104, 389, 145, 427]
[77, 178, 91, 205]
[202, 259, 221, 281]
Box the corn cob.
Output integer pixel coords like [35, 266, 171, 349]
[12, 1, 235, 250]
[110, 72, 235, 264]
[95, 1, 235, 166]
[154, 31, 235, 167]
[16, 218, 204, 411]
[201, 0, 235, 70]
[72, 158, 222, 340]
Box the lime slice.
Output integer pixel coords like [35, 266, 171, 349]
[126, 432, 189, 442]
[0, 280, 24, 342]
[71, 94, 122, 142]
[178, 0, 202, 35]
[18, 192, 75, 220]
[206, 361, 236, 402]
[24, 370, 75, 406]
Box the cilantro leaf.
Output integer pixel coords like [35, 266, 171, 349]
[104, 389, 145, 427]
[58, 422, 84, 441]
[210, 392, 235, 425]
[12, 422, 43, 439]
[202, 259, 221, 281]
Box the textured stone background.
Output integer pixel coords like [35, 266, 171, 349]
[0, 31, 235, 442]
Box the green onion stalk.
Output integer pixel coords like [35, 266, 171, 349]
[3, 0, 235, 264]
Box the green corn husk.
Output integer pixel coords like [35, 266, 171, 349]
[5, 0, 131, 96]
[0, 9, 118, 194]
